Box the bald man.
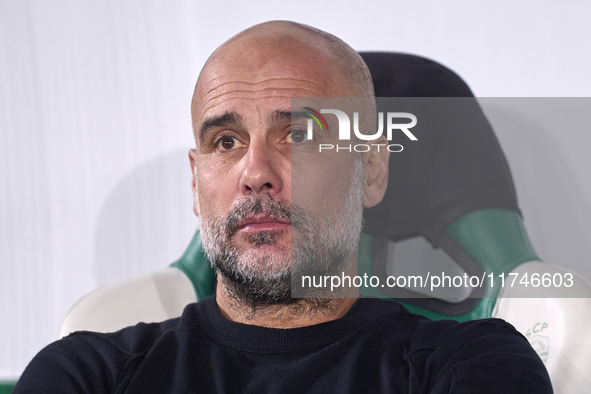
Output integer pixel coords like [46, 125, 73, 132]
[15, 21, 552, 393]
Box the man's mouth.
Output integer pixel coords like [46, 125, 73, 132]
[235, 215, 291, 234]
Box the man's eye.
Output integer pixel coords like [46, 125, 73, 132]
[215, 135, 243, 150]
[288, 129, 306, 144]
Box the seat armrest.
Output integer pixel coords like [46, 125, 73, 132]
[57, 267, 197, 338]
[493, 262, 591, 393]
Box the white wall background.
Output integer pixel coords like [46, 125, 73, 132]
[2, 0, 591, 379]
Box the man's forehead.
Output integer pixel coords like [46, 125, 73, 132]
[193, 35, 344, 109]
[194, 57, 338, 106]
[192, 71, 341, 137]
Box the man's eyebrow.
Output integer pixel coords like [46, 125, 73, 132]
[199, 112, 243, 143]
[270, 110, 312, 123]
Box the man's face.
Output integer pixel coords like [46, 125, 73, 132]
[189, 32, 367, 305]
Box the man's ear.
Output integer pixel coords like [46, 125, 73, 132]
[362, 135, 390, 208]
[189, 148, 199, 217]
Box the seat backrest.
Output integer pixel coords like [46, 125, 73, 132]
[358, 52, 530, 321]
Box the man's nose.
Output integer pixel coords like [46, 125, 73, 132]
[239, 140, 285, 196]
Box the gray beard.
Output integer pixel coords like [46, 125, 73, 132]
[199, 157, 365, 311]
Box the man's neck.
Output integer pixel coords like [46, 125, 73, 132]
[215, 280, 358, 329]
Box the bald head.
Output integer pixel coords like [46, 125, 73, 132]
[192, 21, 374, 126]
